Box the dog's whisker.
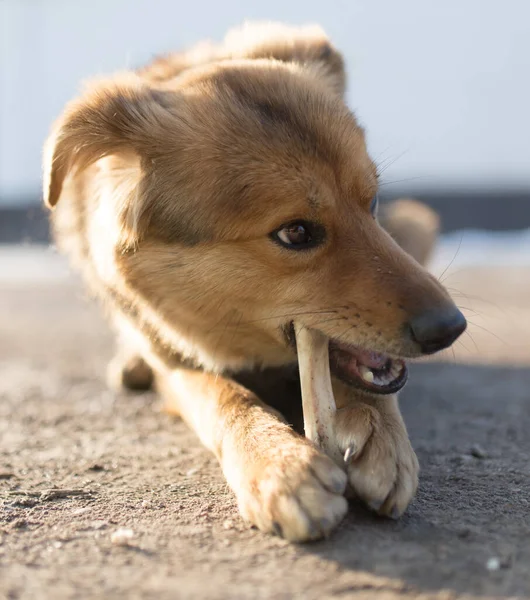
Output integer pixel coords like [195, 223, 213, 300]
[438, 233, 464, 284]
[455, 338, 470, 354]
[466, 319, 508, 346]
[205, 303, 234, 335]
[451, 345, 456, 363]
[334, 321, 361, 345]
[310, 315, 348, 328]
[464, 329, 480, 354]
[212, 308, 342, 330]
[226, 311, 244, 356]
[440, 268, 475, 285]
[377, 176, 426, 187]
[370, 149, 393, 168]
[451, 346, 456, 365]
[449, 290, 508, 315]
[374, 149, 409, 178]
[456, 305, 481, 316]
[209, 307, 237, 361]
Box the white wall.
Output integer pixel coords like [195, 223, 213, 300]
[1, 0, 529, 205]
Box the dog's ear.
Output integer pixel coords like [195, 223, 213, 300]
[223, 22, 346, 97]
[43, 74, 173, 208]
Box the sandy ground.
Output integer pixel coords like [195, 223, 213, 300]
[1, 249, 530, 599]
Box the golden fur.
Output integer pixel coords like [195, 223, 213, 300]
[44, 22, 462, 541]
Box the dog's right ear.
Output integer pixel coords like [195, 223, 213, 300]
[43, 74, 173, 208]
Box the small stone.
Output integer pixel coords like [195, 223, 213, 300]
[456, 527, 471, 539]
[72, 507, 91, 516]
[186, 468, 199, 477]
[470, 444, 488, 459]
[110, 528, 134, 546]
[486, 557, 500, 571]
[13, 498, 38, 508]
[88, 464, 105, 472]
[222, 519, 234, 530]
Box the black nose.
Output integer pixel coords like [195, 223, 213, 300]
[408, 307, 467, 354]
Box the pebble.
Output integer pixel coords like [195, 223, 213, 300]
[72, 507, 91, 516]
[486, 557, 500, 571]
[471, 444, 488, 459]
[110, 528, 135, 546]
[87, 464, 105, 472]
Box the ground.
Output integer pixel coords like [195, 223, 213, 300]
[0, 249, 529, 600]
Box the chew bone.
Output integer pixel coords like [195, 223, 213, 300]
[294, 323, 343, 465]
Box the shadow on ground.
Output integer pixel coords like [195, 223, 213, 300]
[301, 361, 530, 599]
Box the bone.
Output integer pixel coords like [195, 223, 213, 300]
[294, 323, 343, 465]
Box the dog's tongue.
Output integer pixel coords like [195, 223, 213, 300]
[351, 347, 388, 369]
[329, 340, 388, 373]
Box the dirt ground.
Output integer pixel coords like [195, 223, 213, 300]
[1, 250, 529, 599]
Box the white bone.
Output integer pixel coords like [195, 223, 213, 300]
[294, 323, 343, 465]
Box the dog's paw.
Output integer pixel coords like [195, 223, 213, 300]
[107, 353, 154, 392]
[334, 402, 419, 518]
[230, 439, 347, 542]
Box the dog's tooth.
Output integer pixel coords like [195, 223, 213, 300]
[359, 366, 374, 383]
[364, 372, 375, 383]
[390, 363, 401, 378]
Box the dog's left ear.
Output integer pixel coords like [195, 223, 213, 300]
[43, 74, 174, 208]
[223, 22, 346, 97]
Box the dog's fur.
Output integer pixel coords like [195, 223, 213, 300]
[44, 23, 458, 541]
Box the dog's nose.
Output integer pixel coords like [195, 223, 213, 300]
[408, 307, 467, 354]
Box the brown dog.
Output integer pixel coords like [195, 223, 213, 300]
[43, 22, 465, 541]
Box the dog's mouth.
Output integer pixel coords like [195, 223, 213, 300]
[285, 323, 408, 395]
[328, 339, 408, 394]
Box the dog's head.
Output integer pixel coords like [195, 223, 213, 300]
[44, 24, 465, 391]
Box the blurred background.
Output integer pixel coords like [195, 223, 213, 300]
[1, 0, 530, 363]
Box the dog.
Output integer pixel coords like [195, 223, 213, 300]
[43, 22, 466, 542]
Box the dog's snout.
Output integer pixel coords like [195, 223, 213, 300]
[408, 306, 467, 354]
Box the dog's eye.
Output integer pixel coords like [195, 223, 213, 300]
[276, 223, 312, 247]
[271, 221, 323, 250]
[370, 194, 379, 218]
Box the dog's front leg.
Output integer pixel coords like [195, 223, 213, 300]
[332, 380, 419, 519]
[157, 367, 348, 541]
